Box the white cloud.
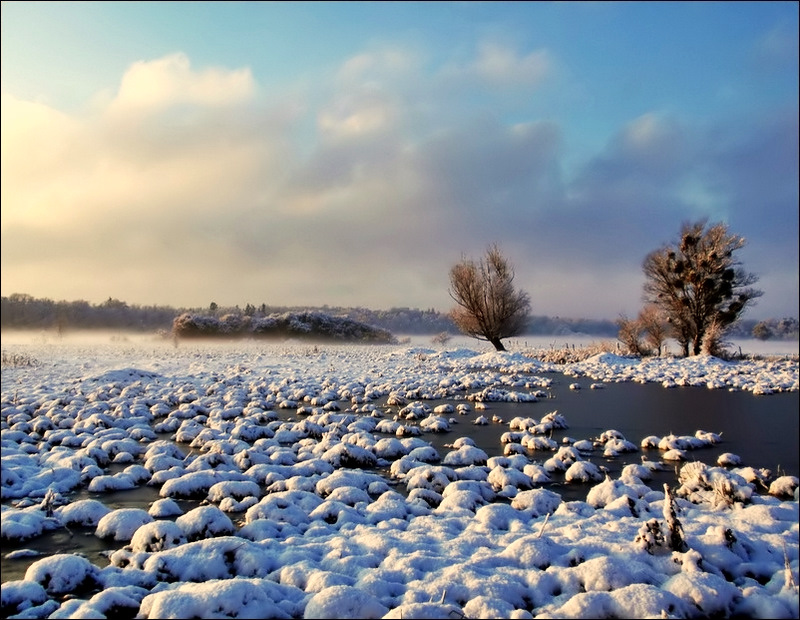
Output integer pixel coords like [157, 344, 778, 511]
[1, 52, 292, 228]
[472, 41, 553, 87]
[317, 89, 398, 139]
[109, 52, 256, 114]
[337, 47, 421, 85]
[439, 40, 554, 91]
[0, 94, 97, 229]
[621, 113, 668, 151]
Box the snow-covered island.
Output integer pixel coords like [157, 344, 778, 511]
[1, 337, 798, 619]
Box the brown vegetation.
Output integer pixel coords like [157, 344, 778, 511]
[449, 244, 531, 352]
[523, 340, 620, 364]
[641, 219, 762, 356]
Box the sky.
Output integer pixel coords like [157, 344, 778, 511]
[1, 1, 798, 320]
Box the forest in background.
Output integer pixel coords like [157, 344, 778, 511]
[1, 293, 797, 340]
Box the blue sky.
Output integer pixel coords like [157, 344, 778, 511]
[1, 1, 797, 320]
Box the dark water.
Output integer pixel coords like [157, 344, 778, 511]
[2, 373, 797, 583]
[424, 375, 799, 477]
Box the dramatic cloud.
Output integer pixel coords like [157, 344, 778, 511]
[1, 35, 797, 319]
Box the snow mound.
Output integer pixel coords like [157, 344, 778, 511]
[139, 578, 301, 619]
[304, 585, 389, 619]
[79, 368, 162, 384]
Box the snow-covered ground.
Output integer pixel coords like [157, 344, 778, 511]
[1, 335, 798, 619]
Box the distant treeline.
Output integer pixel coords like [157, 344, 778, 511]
[172, 311, 396, 343]
[1, 293, 797, 340]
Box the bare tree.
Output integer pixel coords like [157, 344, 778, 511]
[616, 314, 647, 356]
[617, 305, 669, 357]
[642, 219, 762, 356]
[638, 304, 669, 356]
[448, 244, 531, 351]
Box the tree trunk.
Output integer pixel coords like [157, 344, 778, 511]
[489, 337, 506, 351]
[692, 333, 703, 356]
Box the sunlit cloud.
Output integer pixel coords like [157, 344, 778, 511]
[0, 94, 88, 228]
[318, 89, 399, 139]
[109, 52, 256, 114]
[1, 27, 797, 319]
[1, 53, 291, 233]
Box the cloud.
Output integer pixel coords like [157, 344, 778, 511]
[0, 94, 89, 228]
[439, 39, 554, 92]
[336, 47, 423, 86]
[471, 41, 553, 87]
[557, 112, 700, 258]
[701, 106, 800, 314]
[1, 48, 797, 319]
[1, 56, 292, 231]
[109, 52, 256, 114]
[409, 117, 564, 240]
[1, 56, 297, 310]
[317, 88, 399, 140]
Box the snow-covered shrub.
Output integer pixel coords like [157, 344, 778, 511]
[176, 505, 235, 541]
[95, 508, 153, 541]
[768, 475, 799, 499]
[130, 520, 187, 552]
[304, 585, 389, 619]
[1, 579, 49, 616]
[24, 553, 101, 595]
[634, 518, 666, 554]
